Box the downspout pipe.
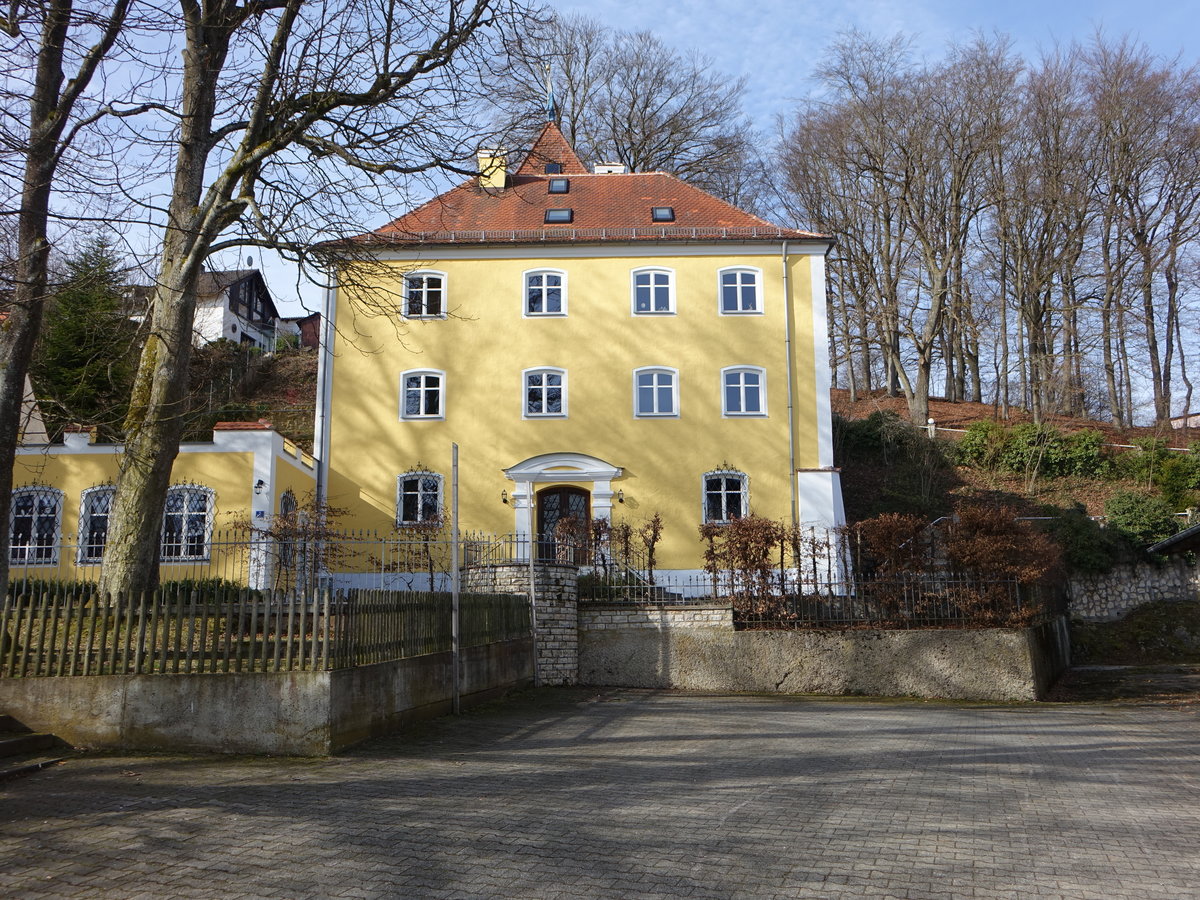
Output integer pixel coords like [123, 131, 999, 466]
[313, 283, 337, 507]
[782, 241, 798, 525]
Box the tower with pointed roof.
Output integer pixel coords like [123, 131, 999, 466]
[318, 123, 846, 585]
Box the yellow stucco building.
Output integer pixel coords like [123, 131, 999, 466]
[317, 123, 845, 583]
[11, 422, 316, 586]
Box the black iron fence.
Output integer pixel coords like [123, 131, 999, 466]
[0, 582, 531, 677]
[732, 575, 1061, 629]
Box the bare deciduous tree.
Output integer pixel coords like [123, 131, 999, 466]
[99, 0, 534, 598]
[0, 0, 137, 599]
[500, 12, 764, 205]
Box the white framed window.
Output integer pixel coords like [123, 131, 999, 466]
[633, 367, 679, 417]
[722, 366, 767, 416]
[719, 267, 762, 314]
[397, 471, 443, 525]
[524, 269, 567, 317]
[161, 485, 214, 562]
[523, 367, 567, 418]
[631, 267, 675, 315]
[401, 369, 445, 419]
[9, 486, 62, 566]
[78, 485, 115, 564]
[403, 271, 446, 318]
[277, 489, 298, 568]
[703, 469, 748, 523]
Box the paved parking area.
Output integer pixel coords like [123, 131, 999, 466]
[2, 688, 1199, 899]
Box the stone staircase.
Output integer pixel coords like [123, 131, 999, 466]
[0, 714, 72, 782]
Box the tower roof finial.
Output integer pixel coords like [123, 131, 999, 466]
[543, 61, 557, 123]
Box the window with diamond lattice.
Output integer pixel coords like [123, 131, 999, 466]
[78, 486, 114, 563]
[9, 487, 62, 565]
[703, 471, 747, 523]
[161, 486, 213, 561]
[397, 472, 442, 525]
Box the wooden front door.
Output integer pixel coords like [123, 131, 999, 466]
[536, 486, 590, 562]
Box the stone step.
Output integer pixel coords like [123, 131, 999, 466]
[0, 731, 58, 759]
[0, 751, 72, 783]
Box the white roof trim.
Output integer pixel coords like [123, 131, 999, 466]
[503, 451, 622, 483]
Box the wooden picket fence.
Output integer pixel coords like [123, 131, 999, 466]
[0, 582, 531, 677]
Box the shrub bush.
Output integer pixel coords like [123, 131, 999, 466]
[1154, 455, 1199, 510]
[1118, 438, 1171, 486]
[1045, 504, 1124, 574]
[956, 421, 1008, 471]
[844, 512, 930, 574]
[956, 422, 1111, 480]
[999, 423, 1064, 477]
[1054, 429, 1111, 478]
[944, 502, 1063, 585]
[1104, 491, 1178, 547]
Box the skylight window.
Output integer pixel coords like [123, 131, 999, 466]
[651, 207, 675, 222]
[548, 178, 570, 194]
[544, 208, 573, 224]
[544, 162, 563, 174]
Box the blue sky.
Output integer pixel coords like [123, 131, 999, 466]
[549, 0, 1200, 128]
[261, 0, 1199, 315]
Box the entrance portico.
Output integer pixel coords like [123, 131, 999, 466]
[502, 452, 622, 555]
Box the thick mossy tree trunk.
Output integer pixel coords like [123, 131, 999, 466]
[97, 2, 237, 600]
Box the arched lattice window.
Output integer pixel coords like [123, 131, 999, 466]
[9, 486, 62, 565]
[702, 469, 748, 523]
[397, 471, 442, 526]
[161, 485, 214, 561]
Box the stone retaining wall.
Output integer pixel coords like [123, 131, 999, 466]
[579, 603, 733, 631]
[1069, 559, 1200, 622]
[463, 562, 578, 685]
[578, 604, 1070, 702]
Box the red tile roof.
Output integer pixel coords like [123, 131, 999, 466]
[513, 122, 589, 176]
[358, 122, 827, 247]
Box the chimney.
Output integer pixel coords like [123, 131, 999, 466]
[593, 162, 628, 175]
[477, 149, 507, 190]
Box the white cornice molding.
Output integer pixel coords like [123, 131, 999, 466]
[503, 451, 622, 482]
[365, 241, 830, 263]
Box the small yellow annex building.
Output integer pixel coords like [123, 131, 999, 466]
[316, 123, 845, 583]
[11, 422, 316, 587]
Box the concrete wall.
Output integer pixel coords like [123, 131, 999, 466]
[578, 602, 1069, 702]
[328, 638, 533, 752]
[1069, 558, 1200, 622]
[0, 637, 532, 756]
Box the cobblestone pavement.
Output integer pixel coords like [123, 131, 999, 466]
[3, 689, 1199, 899]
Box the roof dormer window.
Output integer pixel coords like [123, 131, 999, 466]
[544, 208, 573, 224]
[651, 206, 675, 222]
[548, 178, 569, 194]
[544, 162, 563, 174]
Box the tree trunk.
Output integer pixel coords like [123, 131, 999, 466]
[1, 1, 127, 595]
[99, 2, 232, 599]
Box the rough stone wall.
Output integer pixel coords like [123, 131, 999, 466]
[1069, 559, 1200, 622]
[578, 620, 1068, 702]
[579, 603, 733, 631]
[462, 563, 578, 686]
